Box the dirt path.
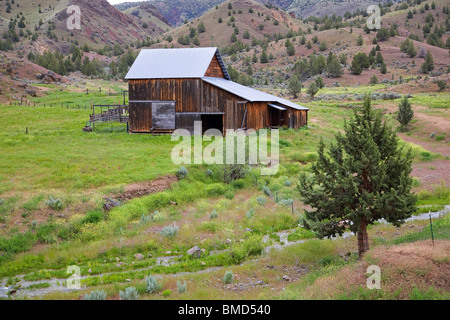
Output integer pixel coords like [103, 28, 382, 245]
[112, 175, 178, 201]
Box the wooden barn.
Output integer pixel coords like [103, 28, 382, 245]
[125, 47, 308, 134]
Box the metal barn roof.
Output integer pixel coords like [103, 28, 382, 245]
[125, 47, 230, 80]
[202, 77, 309, 111]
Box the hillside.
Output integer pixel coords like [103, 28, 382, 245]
[116, 0, 225, 27]
[261, 0, 400, 18]
[163, 0, 306, 48]
[0, 0, 169, 52]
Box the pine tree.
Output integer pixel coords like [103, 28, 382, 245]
[396, 96, 414, 132]
[287, 75, 302, 98]
[299, 95, 416, 257]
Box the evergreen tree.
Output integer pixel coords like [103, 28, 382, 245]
[421, 51, 435, 73]
[380, 61, 387, 74]
[260, 50, 269, 63]
[287, 75, 302, 98]
[396, 96, 414, 132]
[357, 35, 363, 46]
[376, 52, 384, 64]
[327, 56, 343, 77]
[197, 22, 206, 33]
[315, 76, 324, 89]
[298, 95, 416, 257]
[307, 81, 319, 98]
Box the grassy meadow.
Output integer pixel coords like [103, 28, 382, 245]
[0, 83, 449, 300]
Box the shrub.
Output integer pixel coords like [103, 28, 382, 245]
[176, 166, 188, 179]
[279, 198, 293, 206]
[160, 224, 179, 238]
[140, 214, 151, 225]
[209, 209, 218, 219]
[231, 179, 245, 189]
[256, 196, 266, 206]
[119, 287, 140, 300]
[162, 289, 172, 297]
[84, 290, 107, 300]
[206, 169, 213, 176]
[36, 223, 58, 244]
[223, 270, 234, 284]
[45, 197, 63, 210]
[145, 275, 162, 293]
[246, 208, 255, 219]
[262, 186, 271, 197]
[224, 190, 235, 199]
[229, 235, 263, 264]
[436, 80, 447, 92]
[82, 210, 103, 224]
[177, 281, 187, 294]
[318, 41, 328, 51]
[284, 179, 292, 187]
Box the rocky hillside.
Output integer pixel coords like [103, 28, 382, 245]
[0, 0, 170, 53]
[116, 0, 225, 26]
[162, 0, 305, 48]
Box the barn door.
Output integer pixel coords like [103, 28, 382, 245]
[237, 102, 247, 129]
[129, 102, 152, 133]
[225, 101, 247, 130]
[152, 101, 176, 130]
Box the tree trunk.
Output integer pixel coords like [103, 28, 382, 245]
[357, 220, 369, 258]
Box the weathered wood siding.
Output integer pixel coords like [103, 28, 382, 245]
[287, 109, 308, 128]
[129, 102, 152, 133]
[129, 79, 201, 113]
[128, 78, 307, 133]
[204, 55, 226, 78]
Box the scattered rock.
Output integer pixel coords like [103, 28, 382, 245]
[134, 253, 144, 260]
[36, 71, 62, 84]
[103, 197, 121, 211]
[282, 275, 290, 281]
[187, 246, 202, 258]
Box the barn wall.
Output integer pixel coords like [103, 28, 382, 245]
[204, 56, 226, 78]
[129, 79, 202, 113]
[287, 109, 308, 128]
[128, 79, 307, 133]
[247, 102, 269, 131]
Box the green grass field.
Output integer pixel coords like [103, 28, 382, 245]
[0, 84, 448, 300]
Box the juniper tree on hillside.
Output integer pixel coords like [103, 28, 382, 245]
[298, 95, 416, 257]
[396, 96, 414, 132]
[288, 75, 302, 98]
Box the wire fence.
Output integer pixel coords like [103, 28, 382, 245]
[393, 208, 450, 245]
[4, 88, 128, 109]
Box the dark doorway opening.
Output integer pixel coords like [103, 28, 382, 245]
[201, 114, 223, 134]
[269, 105, 287, 128]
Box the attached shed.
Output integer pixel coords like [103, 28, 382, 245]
[125, 47, 308, 134]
